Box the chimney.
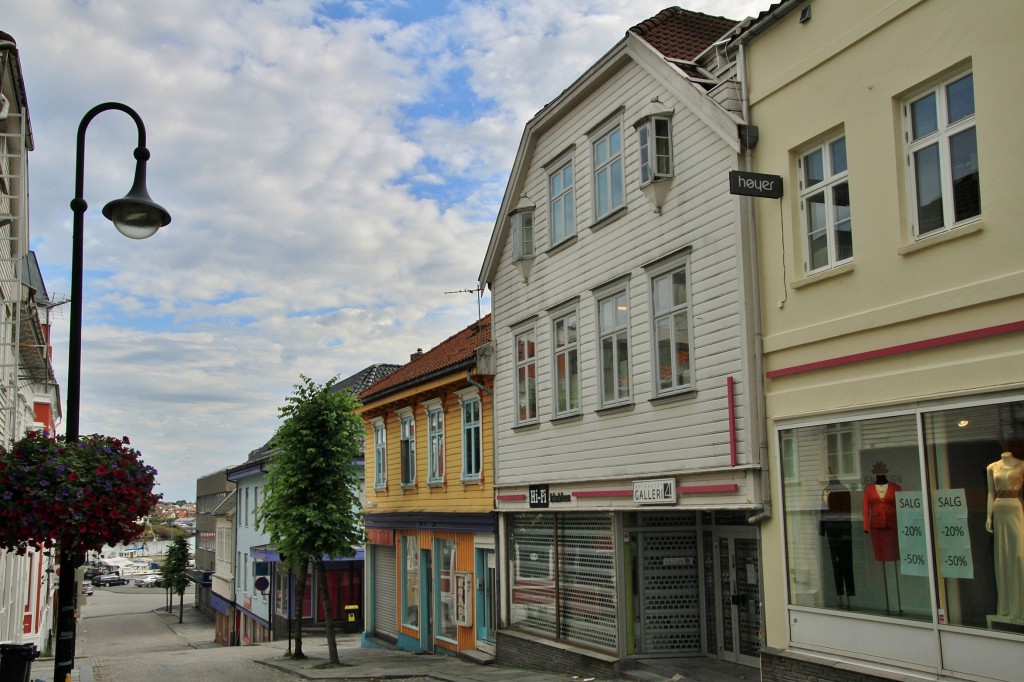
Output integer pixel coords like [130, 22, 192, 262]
[410, 348, 424, 361]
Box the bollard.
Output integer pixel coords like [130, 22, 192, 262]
[0, 642, 40, 682]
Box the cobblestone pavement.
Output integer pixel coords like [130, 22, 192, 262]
[31, 584, 754, 682]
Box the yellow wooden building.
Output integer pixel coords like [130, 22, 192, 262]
[358, 315, 496, 660]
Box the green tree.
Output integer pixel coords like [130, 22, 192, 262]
[259, 375, 364, 663]
[161, 535, 191, 622]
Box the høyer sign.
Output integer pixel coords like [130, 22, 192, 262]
[729, 170, 783, 199]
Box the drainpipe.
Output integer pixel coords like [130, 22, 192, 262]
[737, 40, 771, 526]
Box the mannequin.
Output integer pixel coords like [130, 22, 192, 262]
[820, 474, 854, 605]
[863, 461, 902, 614]
[986, 451, 1024, 621]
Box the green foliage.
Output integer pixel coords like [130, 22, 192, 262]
[161, 535, 191, 596]
[259, 375, 364, 570]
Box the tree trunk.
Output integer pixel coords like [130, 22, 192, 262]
[292, 559, 309, 659]
[178, 590, 184, 623]
[316, 557, 339, 664]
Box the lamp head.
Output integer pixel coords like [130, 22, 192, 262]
[100, 146, 172, 239]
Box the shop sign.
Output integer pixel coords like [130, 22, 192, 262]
[529, 485, 549, 508]
[365, 528, 395, 545]
[633, 479, 677, 504]
[729, 170, 783, 199]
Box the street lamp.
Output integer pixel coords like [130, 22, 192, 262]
[54, 102, 171, 682]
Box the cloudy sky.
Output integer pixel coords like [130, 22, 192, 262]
[3, 0, 767, 502]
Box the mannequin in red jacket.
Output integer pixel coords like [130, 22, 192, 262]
[863, 461, 901, 562]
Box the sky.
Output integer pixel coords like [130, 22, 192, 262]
[2, 0, 768, 502]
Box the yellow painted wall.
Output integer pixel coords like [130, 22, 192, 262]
[744, 0, 1024, 649]
[361, 372, 494, 514]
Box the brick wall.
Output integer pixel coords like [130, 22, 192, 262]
[495, 631, 618, 679]
[762, 650, 899, 682]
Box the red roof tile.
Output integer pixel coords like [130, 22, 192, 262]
[360, 315, 491, 401]
[629, 6, 737, 62]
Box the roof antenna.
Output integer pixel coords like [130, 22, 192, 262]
[444, 285, 484, 326]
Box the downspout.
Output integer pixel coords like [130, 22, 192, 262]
[738, 40, 772, 526]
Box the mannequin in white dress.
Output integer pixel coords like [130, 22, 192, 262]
[986, 451, 1024, 621]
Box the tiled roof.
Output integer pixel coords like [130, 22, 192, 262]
[333, 362, 401, 395]
[629, 6, 738, 62]
[360, 315, 491, 402]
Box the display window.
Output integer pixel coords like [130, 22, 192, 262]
[781, 398, 1024, 635]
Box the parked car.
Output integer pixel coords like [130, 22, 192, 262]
[134, 575, 162, 587]
[81, 584, 95, 596]
[92, 573, 128, 587]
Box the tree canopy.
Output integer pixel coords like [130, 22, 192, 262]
[259, 374, 365, 661]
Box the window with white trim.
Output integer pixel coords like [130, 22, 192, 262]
[426, 400, 445, 483]
[651, 260, 692, 394]
[905, 71, 980, 236]
[514, 328, 537, 425]
[598, 291, 630, 406]
[552, 310, 580, 416]
[593, 125, 624, 219]
[402, 536, 419, 628]
[637, 116, 673, 186]
[461, 393, 482, 480]
[800, 134, 852, 272]
[399, 410, 416, 486]
[549, 161, 574, 245]
[373, 420, 387, 489]
[824, 422, 857, 478]
[511, 208, 534, 260]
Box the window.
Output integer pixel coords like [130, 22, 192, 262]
[402, 536, 419, 628]
[800, 135, 852, 272]
[593, 125, 624, 219]
[651, 262, 692, 394]
[514, 329, 537, 425]
[824, 422, 857, 477]
[437, 539, 457, 640]
[598, 291, 630, 405]
[637, 116, 673, 186]
[511, 208, 534, 260]
[553, 311, 580, 416]
[462, 394, 482, 480]
[373, 421, 387, 489]
[427, 402, 445, 483]
[905, 71, 980, 236]
[549, 161, 574, 245]
[399, 411, 416, 486]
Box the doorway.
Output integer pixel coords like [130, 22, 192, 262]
[420, 549, 434, 653]
[712, 528, 761, 666]
[476, 548, 497, 651]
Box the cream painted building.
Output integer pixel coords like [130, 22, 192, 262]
[731, 1, 1024, 680]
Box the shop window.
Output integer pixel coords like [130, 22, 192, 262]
[437, 538, 457, 641]
[781, 399, 1024, 635]
[402, 536, 419, 628]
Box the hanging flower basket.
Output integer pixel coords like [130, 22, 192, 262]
[0, 431, 159, 556]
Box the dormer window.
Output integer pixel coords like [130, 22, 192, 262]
[637, 115, 673, 186]
[511, 207, 534, 260]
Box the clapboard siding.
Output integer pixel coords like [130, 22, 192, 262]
[490, 56, 749, 487]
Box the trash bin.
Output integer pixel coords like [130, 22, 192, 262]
[343, 604, 360, 633]
[0, 643, 39, 682]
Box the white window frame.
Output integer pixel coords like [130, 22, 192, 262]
[425, 398, 445, 484]
[799, 134, 852, 273]
[824, 422, 858, 478]
[650, 257, 694, 396]
[514, 327, 538, 426]
[598, 289, 631, 407]
[904, 70, 980, 237]
[592, 123, 625, 220]
[459, 388, 482, 481]
[373, 419, 387, 490]
[511, 208, 534, 260]
[548, 159, 575, 245]
[399, 408, 416, 487]
[552, 309, 580, 417]
[637, 115, 673, 186]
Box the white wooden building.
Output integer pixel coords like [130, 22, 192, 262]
[479, 8, 768, 677]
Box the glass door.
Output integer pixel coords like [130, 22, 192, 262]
[714, 529, 761, 666]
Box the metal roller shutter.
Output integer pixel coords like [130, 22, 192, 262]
[373, 545, 397, 638]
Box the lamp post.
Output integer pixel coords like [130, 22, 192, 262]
[54, 102, 171, 682]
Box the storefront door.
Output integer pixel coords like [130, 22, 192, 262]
[421, 549, 434, 653]
[476, 548, 497, 649]
[713, 529, 760, 666]
[636, 529, 701, 654]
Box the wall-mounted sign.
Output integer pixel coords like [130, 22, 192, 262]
[529, 485, 549, 508]
[254, 576, 270, 593]
[365, 528, 395, 545]
[454, 572, 472, 626]
[729, 170, 783, 199]
[633, 479, 677, 504]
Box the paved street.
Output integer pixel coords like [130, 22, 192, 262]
[32, 584, 754, 682]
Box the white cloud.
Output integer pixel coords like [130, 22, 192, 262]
[3, 0, 768, 501]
